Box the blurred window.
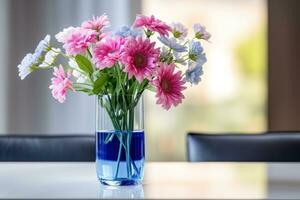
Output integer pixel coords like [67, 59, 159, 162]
[142, 0, 267, 161]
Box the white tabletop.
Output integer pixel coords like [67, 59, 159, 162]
[0, 162, 300, 199]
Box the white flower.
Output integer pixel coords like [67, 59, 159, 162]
[68, 59, 88, 83]
[18, 53, 37, 79]
[55, 26, 77, 43]
[39, 48, 61, 68]
[174, 51, 187, 66]
[34, 35, 51, 57]
[170, 22, 188, 40]
[160, 46, 169, 58]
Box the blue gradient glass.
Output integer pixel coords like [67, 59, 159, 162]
[96, 130, 145, 185]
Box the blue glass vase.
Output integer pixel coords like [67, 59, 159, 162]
[96, 95, 145, 186]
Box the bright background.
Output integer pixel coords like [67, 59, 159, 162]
[143, 0, 267, 160]
[0, 0, 267, 161]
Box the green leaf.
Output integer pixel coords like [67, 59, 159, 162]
[75, 55, 93, 75]
[73, 85, 93, 94]
[75, 88, 93, 93]
[93, 73, 109, 94]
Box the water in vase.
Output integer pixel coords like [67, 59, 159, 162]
[96, 130, 145, 186]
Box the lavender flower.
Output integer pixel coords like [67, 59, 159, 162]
[170, 22, 188, 40]
[193, 23, 211, 41]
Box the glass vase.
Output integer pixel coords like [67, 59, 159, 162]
[95, 94, 145, 186]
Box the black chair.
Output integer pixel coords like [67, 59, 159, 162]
[0, 135, 95, 161]
[187, 132, 300, 162]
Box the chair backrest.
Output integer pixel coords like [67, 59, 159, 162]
[0, 135, 95, 161]
[187, 132, 300, 162]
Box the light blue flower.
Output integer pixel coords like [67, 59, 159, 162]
[189, 40, 207, 64]
[115, 25, 142, 38]
[189, 40, 203, 57]
[34, 35, 51, 57]
[184, 61, 204, 85]
[158, 36, 187, 53]
[18, 53, 38, 79]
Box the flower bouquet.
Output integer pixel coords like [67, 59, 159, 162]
[18, 14, 210, 185]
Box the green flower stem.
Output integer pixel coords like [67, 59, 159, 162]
[114, 133, 140, 176]
[50, 47, 61, 54]
[114, 133, 123, 179]
[68, 65, 84, 75]
[102, 93, 136, 178]
[73, 82, 93, 87]
[116, 64, 132, 178]
[127, 108, 134, 177]
[31, 65, 54, 70]
[51, 48, 70, 59]
[144, 29, 153, 38]
[129, 107, 134, 131]
[126, 132, 132, 178]
[87, 48, 93, 58]
[105, 92, 122, 129]
[100, 78, 144, 179]
[104, 133, 114, 144]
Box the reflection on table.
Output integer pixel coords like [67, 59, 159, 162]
[99, 185, 144, 199]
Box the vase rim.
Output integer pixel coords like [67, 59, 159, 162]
[97, 129, 144, 133]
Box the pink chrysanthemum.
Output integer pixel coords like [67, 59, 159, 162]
[153, 63, 186, 110]
[133, 15, 171, 36]
[121, 37, 160, 82]
[64, 28, 97, 55]
[93, 37, 125, 69]
[81, 15, 110, 31]
[49, 65, 73, 103]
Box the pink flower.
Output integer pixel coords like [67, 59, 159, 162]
[63, 28, 97, 55]
[49, 65, 73, 103]
[133, 15, 171, 36]
[82, 15, 110, 31]
[93, 37, 125, 69]
[153, 63, 186, 110]
[121, 37, 160, 82]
